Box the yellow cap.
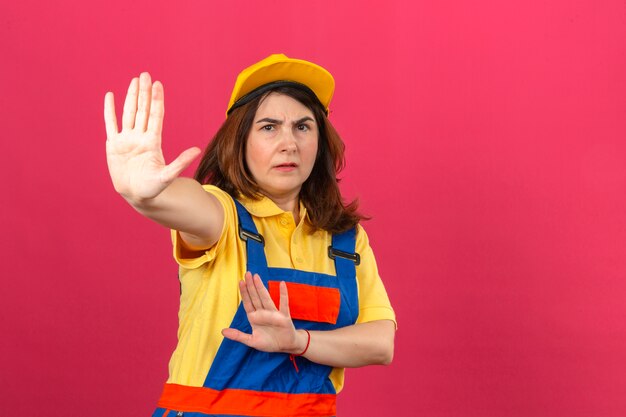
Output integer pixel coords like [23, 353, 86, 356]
[226, 54, 335, 116]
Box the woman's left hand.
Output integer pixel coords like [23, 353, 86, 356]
[222, 272, 305, 354]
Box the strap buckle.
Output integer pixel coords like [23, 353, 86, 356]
[238, 224, 265, 245]
[328, 246, 360, 265]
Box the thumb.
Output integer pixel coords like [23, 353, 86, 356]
[222, 328, 252, 346]
[160, 146, 202, 183]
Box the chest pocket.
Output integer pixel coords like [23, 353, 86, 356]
[269, 281, 341, 324]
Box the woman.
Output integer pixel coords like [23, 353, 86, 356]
[104, 54, 396, 417]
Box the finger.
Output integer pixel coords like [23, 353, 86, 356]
[239, 275, 255, 314]
[147, 81, 165, 137]
[159, 147, 202, 184]
[122, 77, 139, 130]
[104, 92, 118, 139]
[278, 281, 290, 316]
[254, 274, 277, 311]
[245, 272, 264, 310]
[221, 328, 253, 346]
[135, 72, 152, 131]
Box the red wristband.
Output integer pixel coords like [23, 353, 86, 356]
[294, 329, 311, 356]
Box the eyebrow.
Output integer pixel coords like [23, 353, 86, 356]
[255, 116, 315, 125]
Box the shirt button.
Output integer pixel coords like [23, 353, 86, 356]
[295, 257, 303, 263]
[280, 218, 288, 226]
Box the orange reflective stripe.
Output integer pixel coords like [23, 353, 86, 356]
[157, 383, 336, 417]
[269, 281, 340, 324]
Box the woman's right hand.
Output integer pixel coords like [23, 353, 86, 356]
[104, 72, 201, 203]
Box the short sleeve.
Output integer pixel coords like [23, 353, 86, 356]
[354, 224, 397, 328]
[170, 185, 237, 269]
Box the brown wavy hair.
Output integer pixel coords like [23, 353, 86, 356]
[194, 85, 365, 233]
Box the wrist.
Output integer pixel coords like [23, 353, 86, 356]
[290, 329, 311, 356]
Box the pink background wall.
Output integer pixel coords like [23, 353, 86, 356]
[2, 1, 626, 416]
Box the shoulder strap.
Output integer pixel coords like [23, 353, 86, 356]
[330, 227, 359, 321]
[329, 227, 359, 280]
[234, 200, 268, 272]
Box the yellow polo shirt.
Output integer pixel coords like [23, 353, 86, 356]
[167, 185, 395, 393]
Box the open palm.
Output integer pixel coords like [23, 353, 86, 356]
[103, 73, 200, 201]
[222, 272, 302, 354]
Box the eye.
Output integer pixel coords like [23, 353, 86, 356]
[297, 124, 310, 132]
[261, 124, 275, 131]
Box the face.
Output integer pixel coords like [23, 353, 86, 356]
[245, 92, 319, 203]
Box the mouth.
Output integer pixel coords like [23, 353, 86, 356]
[273, 162, 298, 172]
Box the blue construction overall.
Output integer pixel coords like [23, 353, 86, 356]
[154, 200, 360, 417]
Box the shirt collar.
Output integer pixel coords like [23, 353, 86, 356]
[237, 194, 310, 223]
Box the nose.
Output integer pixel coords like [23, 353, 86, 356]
[278, 127, 297, 153]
